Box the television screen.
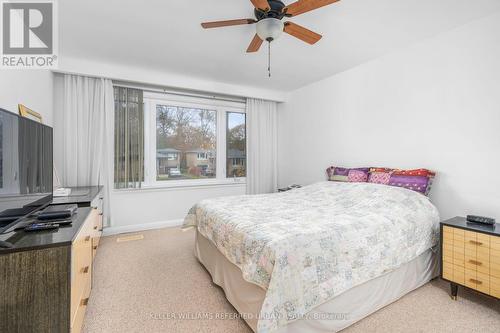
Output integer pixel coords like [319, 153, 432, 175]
[0, 108, 53, 233]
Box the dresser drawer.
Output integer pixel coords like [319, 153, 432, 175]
[476, 271, 490, 294]
[91, 208, 103, 259]
[491, 276, 500, 298]
[71, 210, 95, 332]
[491, 248, 500, 278]
[453, 265, 465, 285]
[443, 225, 453, 235]
[72, 295, 90, 333]
[442, 261, 453, 280]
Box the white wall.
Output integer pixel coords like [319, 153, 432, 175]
[277, 12, 500, 220]
[108, 184, 245, 233]
[0, 70, 54, 125]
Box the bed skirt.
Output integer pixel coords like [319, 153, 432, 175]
[194, 230, 439, 333]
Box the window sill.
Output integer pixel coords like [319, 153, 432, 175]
[113, 179, 246, 193]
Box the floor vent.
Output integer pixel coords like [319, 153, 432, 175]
[116, 234, 144, 243]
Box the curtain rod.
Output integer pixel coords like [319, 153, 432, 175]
[52, 69, 248, 104]
[114, 81, 247, 104]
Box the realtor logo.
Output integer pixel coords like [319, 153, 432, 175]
[1, 0, 57, 68]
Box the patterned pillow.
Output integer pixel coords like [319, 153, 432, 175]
[368, 171, 392, 184]
[348, 169, 369, 182]
[389, 169, 436, 195]
[326, 167, 369, 182]
[367, 167, 394, 184]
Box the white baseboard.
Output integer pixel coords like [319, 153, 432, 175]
[103, 219, 184, 236]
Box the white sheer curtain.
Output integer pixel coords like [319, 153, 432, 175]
[58, 74, 114, 226]
[246, 98, 278, 194]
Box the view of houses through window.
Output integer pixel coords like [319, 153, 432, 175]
[156, 105, 217, 181]
[114, 88, 246, 187]
[227, 112, 246, 178]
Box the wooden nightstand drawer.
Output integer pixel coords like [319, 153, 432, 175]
[443, 248, 453, 263]
[491, 250, 500, 278]
[476, 271, 490, 294]
[465, 269, 489, 293]
[491, 237, 500, 251]
[441, 217, 499, 301]
[442, 261, 453, 280]
[491, 276, 500, 295]
[453, 266, 465, 284]
[443, 227, 453, 240]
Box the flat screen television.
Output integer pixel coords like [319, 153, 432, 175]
[0, 108, 53, 236]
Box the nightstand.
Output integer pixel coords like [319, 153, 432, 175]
[440, 217, 500, 300]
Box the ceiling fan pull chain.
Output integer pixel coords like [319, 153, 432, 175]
[268, 41, 271, 78]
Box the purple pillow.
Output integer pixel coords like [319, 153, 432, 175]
[388, 175, 430, 194]
[327, 167, 370, 182]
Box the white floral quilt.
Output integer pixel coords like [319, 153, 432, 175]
[183, 181, 440, 332]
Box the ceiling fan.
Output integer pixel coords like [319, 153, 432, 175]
[201, 0, 340, 76]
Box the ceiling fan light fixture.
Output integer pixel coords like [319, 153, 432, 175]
[256, 18, 284, 42]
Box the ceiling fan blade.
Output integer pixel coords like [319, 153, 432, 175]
[246, 34, 263, 53]
[250, 0, 270, 11]
[284, 0, 340, 17]
[201, 19, 256, 29]
[284, 22, 322, 45]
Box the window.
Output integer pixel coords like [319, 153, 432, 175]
[167, 153, 177, 161]
[121, 90, 248, 188]
[197, 152, 208, 160]
[155, 105, 217, 181]
[227, 112, 246, 178]
[114, 87, 144, 189]
[232, 158, 245, 167]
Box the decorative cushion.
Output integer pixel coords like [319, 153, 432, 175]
[389, 169, 436, 195]
[368, 171, 392, 184]
[392, 168, 435, 178]
[326, 167, 369, 182]
[348, 170, 369, 182]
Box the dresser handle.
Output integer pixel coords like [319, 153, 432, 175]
[468, 260, 482, 266]
[469, 278, 483, 285]
[94, 226, 98, 230]
[93, 245, 97, 250]
[80, 298, 89, 306]
[469, 240, 483, 246]
[82, 266, 89, 274]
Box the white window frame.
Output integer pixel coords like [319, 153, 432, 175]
[232, 158, 244, 167]
[143, 91, 246, 189]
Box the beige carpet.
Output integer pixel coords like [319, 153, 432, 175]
[83, 227, 500, 333]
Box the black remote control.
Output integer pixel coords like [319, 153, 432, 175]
[466, 215, 496, 225]
[24, 223, 60, 232]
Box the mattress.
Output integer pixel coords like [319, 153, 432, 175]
[183, 181, 440, 332]
[195, 230, 439, 333]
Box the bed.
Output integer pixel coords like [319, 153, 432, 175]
[183, 181, 440, 333]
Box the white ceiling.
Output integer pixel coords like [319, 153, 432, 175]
[60, 0, 500, 92]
